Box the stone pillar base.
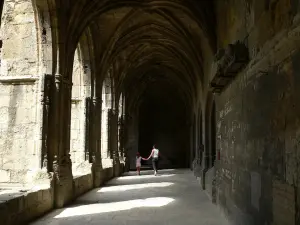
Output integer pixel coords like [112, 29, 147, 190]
[54, 178, 73, 208]
[93, 165, 104, 187]
[53, 164, 73, 208]
[113, 162, 122, 177]
[201, 169, 207, 190]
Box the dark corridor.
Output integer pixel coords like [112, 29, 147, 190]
[138, 80, 189, 169]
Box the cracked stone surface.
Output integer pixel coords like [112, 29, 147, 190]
[31, 169, 229, 225]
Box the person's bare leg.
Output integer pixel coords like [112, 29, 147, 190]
[154, 160, 158, 176]
[152, 160, 156, 175]
[137, 167, 141, 175]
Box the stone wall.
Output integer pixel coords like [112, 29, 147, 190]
[70, 48, 91, 174]
[1, 0, 38, 77]
[0, 81, 40, 183]
[0, 0, 41, 183]
[0, 165, 122, 225]
[0, 184, 54, 225]
[73, 174, 93, 198]
[214, 0, 300, 224]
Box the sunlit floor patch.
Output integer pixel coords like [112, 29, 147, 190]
[116, 174, 175, 180]
[54, 197, 175, 218]
[31, 169, 229, 225]
[98, 182, 174, 192]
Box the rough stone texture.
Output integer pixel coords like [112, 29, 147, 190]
[0, 82, 40, 183]
[0, 0, 41, 184]
[205, 166, 215, 201]
[73, 174, 93, 198]
[214, 1, 300, 224]
[0, 0, 38, 77]
[0, 186, 53, 225]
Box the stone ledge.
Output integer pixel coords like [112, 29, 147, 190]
[0, 186, 53, 225]
[0, 164, 126, 224]
[71, 98, 82, 103]
[0, 76, 39, 84]
[73, 173, 93, 198]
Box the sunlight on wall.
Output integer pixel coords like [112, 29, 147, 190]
[98, 182, 174, 192]
[116, 174, 175, 180]
[54, 197, 175, 218]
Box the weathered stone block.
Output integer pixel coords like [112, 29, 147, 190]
[15, 2, 33, 13]
[25, 192, 38, 208]
[0, 169, 10, 182]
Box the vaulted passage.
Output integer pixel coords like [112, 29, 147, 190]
[1, 0, 300, 225]
[138, 80, 189, 169]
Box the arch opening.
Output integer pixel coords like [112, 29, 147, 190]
[137, 78, 189, 169]
[70, 46, 92, 175]
[118, 93, 125, 162]
[101, 76, 113, 168]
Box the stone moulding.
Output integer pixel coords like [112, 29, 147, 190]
[71, 98, 82, 104]
[0, 76, 39, 85]
[210, 41, 249, 94]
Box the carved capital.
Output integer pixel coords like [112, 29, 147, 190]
[42, 153, 48, 169]
[60, 153, 72, 165]
[41, 74, 52, 105]
[54, 74, 62, 84]
[92, 152, 102, 164]
[52, 154, 73, 180]
[92, 96, 101, 104]
[55, 74, 72, 90]
[110, 109, 118, 116]
[52, 155, 59, 175]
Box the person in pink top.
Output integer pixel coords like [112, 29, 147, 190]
[143, 145, 160, 176]
[136, 152, 142, 175]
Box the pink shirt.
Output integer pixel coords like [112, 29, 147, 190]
[136, 156, 142, 167]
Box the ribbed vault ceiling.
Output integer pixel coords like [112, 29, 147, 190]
[65, 0, 216, 113]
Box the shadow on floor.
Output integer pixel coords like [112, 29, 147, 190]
[30, 169, 229, 225]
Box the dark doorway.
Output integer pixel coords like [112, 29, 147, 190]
[138, 80, 189, 169]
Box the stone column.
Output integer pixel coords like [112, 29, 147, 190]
[84, 97, 92, 162]
[91, 97, 104, 187]
[101, 107, 111, 166]
[110, 109, 121, 176]
[118, 115, 125, 169]
[123, 114, 130, 172]
[125, 112, 139, 170]
[52, 74, 74, 208]
[40, 74, 52, 171]
[199, 112, 209, 190]
[190, 122, 195, 170]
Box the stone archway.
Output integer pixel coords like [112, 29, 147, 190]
[70, 44, 92, 176]
[101, 75, 114, 169]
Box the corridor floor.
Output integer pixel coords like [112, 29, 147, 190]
[31, 169, 229, 225]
